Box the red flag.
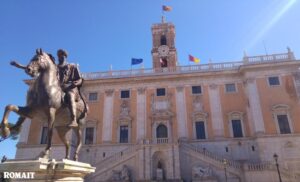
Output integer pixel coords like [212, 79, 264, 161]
[189, 55, 200, 63]
[162, 5, 172, 12]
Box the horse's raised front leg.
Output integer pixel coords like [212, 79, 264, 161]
[56, 127, 71, 159]
[41, 107, 56, 159]
[73, 126, 82, 161]
[1, 105, 31, 138]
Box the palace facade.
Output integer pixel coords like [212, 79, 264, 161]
[15, 19, 300, 182]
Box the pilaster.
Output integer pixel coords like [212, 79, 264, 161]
[244, 78, 265, 135]
[175, 86, 188, 138]
[102, 89, 115, 142]
[208, 84, 224, 137]
[137, 87, 146, 142]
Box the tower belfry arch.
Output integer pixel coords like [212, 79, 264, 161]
[151, 18, 178, 70]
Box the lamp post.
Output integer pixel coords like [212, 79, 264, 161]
[273, 153, 282, 182]
[223, 158, 228, 182]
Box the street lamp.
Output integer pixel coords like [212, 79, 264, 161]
[273, 153, 282, 182]
[223, 158, 228, 182]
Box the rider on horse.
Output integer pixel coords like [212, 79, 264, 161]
[57, 49, 82, 127]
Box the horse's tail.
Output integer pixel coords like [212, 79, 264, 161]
[77, 79, 89, 125]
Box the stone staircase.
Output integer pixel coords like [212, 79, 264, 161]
[85, 145, 140, 181]
[180, 142, 298, 182]
[246, 162, 298, 182]
[180, 142, 243, 179]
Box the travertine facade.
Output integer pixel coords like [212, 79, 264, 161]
[15, 20, 300, 182]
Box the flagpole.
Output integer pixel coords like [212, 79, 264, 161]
[263, 41, 268, 55]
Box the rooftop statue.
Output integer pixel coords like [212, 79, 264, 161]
[0, 48, 88, 161]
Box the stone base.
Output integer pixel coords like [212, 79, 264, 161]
[0, 158, 95, 182]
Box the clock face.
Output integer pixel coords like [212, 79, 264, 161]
[158, 45, 169, 57]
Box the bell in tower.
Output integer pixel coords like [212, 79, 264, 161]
[151, 17, 178, 70]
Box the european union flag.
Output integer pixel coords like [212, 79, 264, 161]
[131, 58, 143, 65]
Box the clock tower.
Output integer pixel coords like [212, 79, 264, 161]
[151, 17, 178, 69]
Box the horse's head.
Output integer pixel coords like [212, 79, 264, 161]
[26, 48, 56, 77]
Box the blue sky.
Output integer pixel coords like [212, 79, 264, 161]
[0, 0, 299, 159]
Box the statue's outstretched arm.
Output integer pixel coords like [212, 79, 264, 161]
[10, 61, 27, 70]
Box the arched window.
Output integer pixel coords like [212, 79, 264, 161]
[160, 35, 167, 45]
[156, 124, 168, 138]
[160, 58, 168, 68]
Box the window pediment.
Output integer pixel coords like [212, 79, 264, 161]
[192, 111, 208, 121]
[228, 111, 244, 120]
[118, 116, 132, 124]
[272, 104, 290, 112]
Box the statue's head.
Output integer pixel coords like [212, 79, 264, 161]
[57, 49, 68, 64]
[26, 48, 55, 77]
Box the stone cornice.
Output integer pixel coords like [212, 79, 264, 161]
[105, 89, 114, 96]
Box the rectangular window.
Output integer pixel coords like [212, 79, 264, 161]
[156, 88, 166, 96]
[195, 121, 206, 139]
[268, 76, 280, 86]
[192, 86, 202, 94]
[85, 127, 94, 144]
[40, 126, 48, 144]
[225, 83, 236, 93]
[120, 126, 129, 143]
[277, 115, 291, 134]
[121, 90, 130, 99]
[88, 92, 98, 101]
[232, 120, 243, 138]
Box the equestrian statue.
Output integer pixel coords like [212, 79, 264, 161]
[0, 48, 88, 161]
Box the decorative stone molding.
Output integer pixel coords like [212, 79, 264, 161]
[115, 100, 132, 143]
[227, 111, 245, 120]
[284, 141, 294, 148]
[192, 111, 208, 121]
[151, 110, 174, 122]
[193, 96, 203, 112]
[151, 93, 173, 113]
[105, 89, 114, 96]
[137, 87, 146, 94]
[192, 165, 214, 180]
[176, 86, 184, 92]
[243, 77, 256, 85]
[271, 104, 290, 112]
[120, 100, 130, 117]
[209, 84, 218, 89]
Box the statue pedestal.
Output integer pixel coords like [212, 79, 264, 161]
[0, 158, 95, 182]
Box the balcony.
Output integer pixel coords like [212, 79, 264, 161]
[155, 138, 169, 144]
[82, 52, 296, 80]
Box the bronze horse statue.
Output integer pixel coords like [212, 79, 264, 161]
[0, 49, 88, 161]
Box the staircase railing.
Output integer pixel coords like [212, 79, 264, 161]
[246, 162, 297, 180]
[92, 144, 139, 171]
[181, 142, 242, 170]
[182, 142, 296, 180]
